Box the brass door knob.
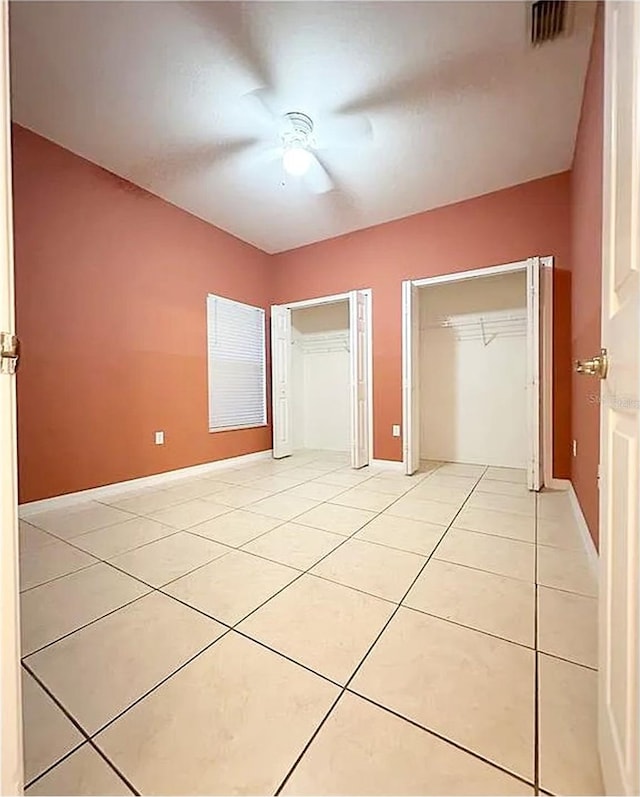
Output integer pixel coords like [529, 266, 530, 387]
[575, 348, 608, 379]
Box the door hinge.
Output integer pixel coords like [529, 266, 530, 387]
[0, 332, 19, 375]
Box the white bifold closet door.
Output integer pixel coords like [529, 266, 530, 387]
[402, 281, 420, 475]
[271, 293, 371, 467]
[349, 290, 370, 469]
[271, 305, 292, 459]
[526, 256, 542, 491]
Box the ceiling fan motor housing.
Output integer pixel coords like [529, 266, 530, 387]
[282, 111, 314, 150]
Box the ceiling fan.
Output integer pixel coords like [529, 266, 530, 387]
[136, 4, 375, 196]
[134, 100, 372, 196]
[241, 89, 373, 195]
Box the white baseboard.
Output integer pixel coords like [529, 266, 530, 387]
[546, 477, 571, 491]
[567, 481, 599, 577]
[19, 449, 273, 516]
[370, 458, 404, 471]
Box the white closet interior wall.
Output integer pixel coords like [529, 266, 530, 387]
[291, 301, 350, 452]
[419, 271, 528, 468]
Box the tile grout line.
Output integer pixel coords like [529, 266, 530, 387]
[22, 453, 373, 588]
[85, 624, 233, 741]
[23, 453, 352, 547]
[20, 455, 369, 648]
[343, 690, 536, 790]
[20, 466, 395, 654]
[21, 589, 156, 660]
[19, 559, 104, 596]
[23, 449, 429, 571]
[274, 465, 503, 796]
[87, 739, 140, 796]
[427, 552, 535, 584]
[21, 459, 403, 660]
[399, 602, 536, 651]
[20, 661, 141, 795]
[150, 464, 440, 640]
[401, 602, 598, 671]
[22, 626, 234, 794]
[215, 462, 443, 631]
[27, 467, 581, 681]
[21, 459, 440, 788]
[24, 456, 393, 784]
[91, 467, 593, 757]
[21, 740, 87, 793]
[19, 465, 518, 653]
[23, 458, 523, 793]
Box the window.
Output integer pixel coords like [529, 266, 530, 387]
[206, 294, 267, 432]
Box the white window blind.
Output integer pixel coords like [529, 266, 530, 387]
[207, 294, 266, 431]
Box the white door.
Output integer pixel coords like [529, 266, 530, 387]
[598, 2, 640, 793]
[402, 280, 420, 475]
[526, 256, 542, 491]
[270, 305, 292, 459]
[349, 290, 370, 469]
[0, 0, 24, 791]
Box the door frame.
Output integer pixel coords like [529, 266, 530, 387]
[0, 0, 24, 792]
[401, 257, 554, 486]
[270, 290, 373, 467]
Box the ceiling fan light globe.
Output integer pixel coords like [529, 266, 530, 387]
[282, 146, 313, 176]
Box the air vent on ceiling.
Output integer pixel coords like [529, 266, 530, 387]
[530, 0, 568, 45]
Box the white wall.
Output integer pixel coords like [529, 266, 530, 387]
[419, 271, 527, 468]
[291, 302, 350, 452]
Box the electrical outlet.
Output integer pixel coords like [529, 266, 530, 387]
[154, 431, 165, 445]
[392, 424, 401, 438]
[572, 439, 577, 457]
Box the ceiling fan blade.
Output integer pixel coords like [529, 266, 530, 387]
[316, 114, 373, 150]
[304, 153, 334, 195]
[132, 137, 264, 185]
[243, 87, 279, 126]
[250, 144, 283, 166]
[186, 2, 273, 91]
[336, 50, 510, 118]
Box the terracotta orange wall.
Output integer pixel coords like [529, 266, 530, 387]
[271, 173, 573, 475]
[13, 125, 575, 502]
[570, 4, 604, 547]
[12, 124, 272, 503]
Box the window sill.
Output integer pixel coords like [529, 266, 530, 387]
[208, 423, 269, 434]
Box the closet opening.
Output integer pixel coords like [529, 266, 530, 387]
[402, 258, 553, 490]
[271, 290, 372, 469]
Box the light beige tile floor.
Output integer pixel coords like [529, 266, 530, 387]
[19, 537, 98, 592]
[19, 452, 602, 795]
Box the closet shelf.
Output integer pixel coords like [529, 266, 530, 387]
[294, 331, 350, 354]
[422, 311, 527, 345]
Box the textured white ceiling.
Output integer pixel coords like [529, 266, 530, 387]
[9, 1, 595, 253]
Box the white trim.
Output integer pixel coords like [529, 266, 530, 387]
[410, 259, 529, 288]
[401, 280, 409, 475]
[370, 458, 404, 471]
[19, 449, 273, 515]
[541, 256, 554, 488]
[547, 477, 571, 490]
[281, 292, 350, 310]
[0, 0, 23, 791]
[366, 290, 374, 467]
[209, 423, 269, 434]
[567, 481, 599, 577]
